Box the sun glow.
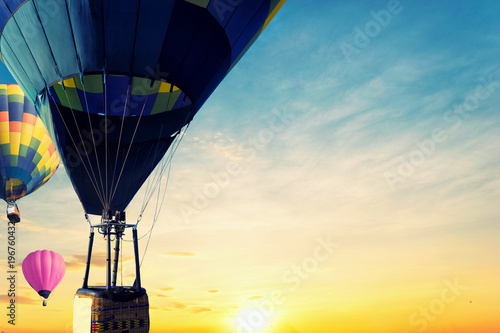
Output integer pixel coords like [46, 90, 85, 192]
[231, 306, 278, 333]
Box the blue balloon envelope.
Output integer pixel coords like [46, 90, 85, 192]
[0, 0, 286, 215]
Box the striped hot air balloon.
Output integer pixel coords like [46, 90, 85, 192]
[0, 84, 60, 222]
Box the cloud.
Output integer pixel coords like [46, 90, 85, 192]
[164, 301, 214, 315]
[206, 289, 220, 294]
[162, 252, 196, 257]
[14, 215, 68, 234]
[246, 296, 264, 301]
[150, 306, 170, 311]
[173, 302, 187, 309]
[187, 132, 241, 161]
[190, 306, 213, 314]
[159, 287, 175, 292]
[0, 294, 38, 305]
[18, 223, 56, 233]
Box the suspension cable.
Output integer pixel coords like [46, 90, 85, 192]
[108, 94, 151, 205]
[62, 85, 106, 207]
[48, 92, 106, 209]
[139, 154, 173, 267]
[109, 82, 131, 207]
[80, 79, 107, 206]
[121, 124, 189, 277]
[140, 123, 190, 217]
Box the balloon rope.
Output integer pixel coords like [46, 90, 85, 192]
[137, 84, 177, 210]
[111, 0, 141, 206]
[62, 86, 107, 207]
[62, 0, 104, 209]
[139, 169, 165, 266]
[121, 158, 169, 244]
[123, 123, 189, 265]
[108, 82, 131, 207]
[139, 125, 166, 212]
[137, 152, 168, 222]
[104, 79, 109, 207]
[139, 154, 173, 267]
[101, 0, 108, 212]
[140, 123, 189, 217]
[108, 95, 150, 204]
[121, 138, 156, 215]
[49, 92, 106, 208]
[136, 83, 178, 209]
[122, 144, 175, 243]
[122, 127, 186, 244]
[80, 80, 107, 206]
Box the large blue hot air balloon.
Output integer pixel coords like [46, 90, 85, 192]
[0, 0, 286, 215]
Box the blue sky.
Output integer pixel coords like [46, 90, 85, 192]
[1, 1, 500, 332]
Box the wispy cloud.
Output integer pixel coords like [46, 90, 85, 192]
[0, 294, 38, 305]
[206, 289, 220, 294]
[150, 306, 170, 311]
[190, 306, 213, 315]
[172, 302, 187, 309]
[246, 296, 264, 301]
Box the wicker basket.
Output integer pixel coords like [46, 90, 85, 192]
[74, 288, 149, 333]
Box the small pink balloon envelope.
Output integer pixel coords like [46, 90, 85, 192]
[22, 250, 65, 299]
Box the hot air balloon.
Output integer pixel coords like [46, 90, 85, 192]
[0, 84, 60, 223]
[22, 250, 66, 306]
[0, 0, 286, 330]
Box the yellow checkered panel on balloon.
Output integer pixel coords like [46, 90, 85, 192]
[0, 84, 60, 201]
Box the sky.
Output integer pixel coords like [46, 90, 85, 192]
[1, 1, 500, 333]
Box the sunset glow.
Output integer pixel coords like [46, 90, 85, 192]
[1, 1, 500, 333]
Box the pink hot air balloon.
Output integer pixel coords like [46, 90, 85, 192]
[22, 250, 65, 306]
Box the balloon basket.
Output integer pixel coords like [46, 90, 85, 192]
[75, 214, 149, 332]
[73, 287, 149, 333]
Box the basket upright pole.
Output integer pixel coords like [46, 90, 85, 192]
[83, 230, 94, 289]
[112, 233, 121, 287]
[132, 227, 141, 291]
[106, 224, 112, 293]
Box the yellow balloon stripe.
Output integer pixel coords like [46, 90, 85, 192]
[0, 84, 60, 202]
